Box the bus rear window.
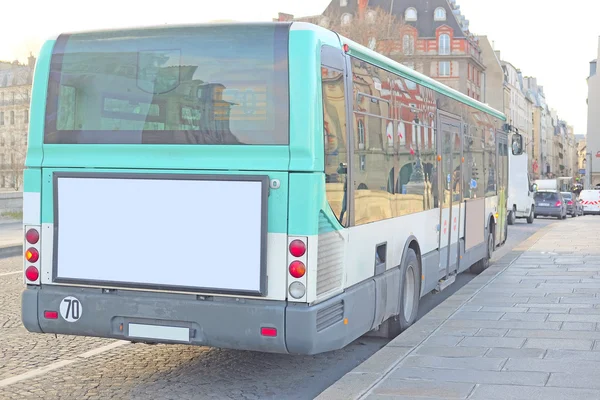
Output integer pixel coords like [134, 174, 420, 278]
[44, 24, 290, 145]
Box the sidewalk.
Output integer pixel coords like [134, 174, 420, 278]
[317, 218, 600, 400]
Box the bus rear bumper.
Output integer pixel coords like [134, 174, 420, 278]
[21, 282, 374, 355]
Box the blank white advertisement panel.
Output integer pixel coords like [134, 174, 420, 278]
[54, 174, 267, 294]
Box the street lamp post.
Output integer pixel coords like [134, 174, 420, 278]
[409, 114, 424, 183]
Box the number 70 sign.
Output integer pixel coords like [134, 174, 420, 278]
[59, 296, 82, 322]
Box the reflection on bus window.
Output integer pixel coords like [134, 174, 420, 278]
[350, 57, 437, 225]
[45, 25, 289, 145]
[322, 65, 348, 226]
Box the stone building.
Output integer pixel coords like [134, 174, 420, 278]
[278, 0, 485, 100]
[0, 54, 35, 190]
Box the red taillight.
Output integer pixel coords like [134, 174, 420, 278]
[289, 240, 306, 258]
[289, 261, 306, 278]
[261, 327, 277, 337]
[568, 200, 573, 205]
[555, 201, 562, 207]
[25, 248, 39, 263]
[25, 229, 39, 244]
[44, 311, 58, 319]
[25, 266, 39, 281]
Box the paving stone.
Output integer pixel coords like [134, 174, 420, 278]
[545, 349, 600, 361]
[444, 319, 562, 330]
[401, 355, 506, 371]
[547, 372, 600, 390]
[507, 328, 600, 340]
[371, 379, 475, 399]
[414, 346, 487, 358]
[549, 314, 600, 322]
[523, 338, 593, 351]
[469, 384, 600, 400]
[501, 312, 548, 322]
[485, 348, 546, 359]
[420, 335, 464, 347]
[388, 366, 548, 386]
[458, 337, 525, 348]
[451, 311, 504, 321]
[479, 307, 528, 313]
[561, 322, 595, 331]
[504, 357, 600, 373]
[475, 328, 508, 337]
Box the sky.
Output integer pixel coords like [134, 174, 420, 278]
[1, 0, 597, 134]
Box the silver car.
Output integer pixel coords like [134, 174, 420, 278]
[561, 192, 581, 217]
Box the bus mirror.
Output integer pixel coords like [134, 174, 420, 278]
[337, 162, 348, 174]
[511, 133, 523, 156]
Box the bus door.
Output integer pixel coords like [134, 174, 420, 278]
[496, 131, 509, 244]
[438, 112, 463, 278]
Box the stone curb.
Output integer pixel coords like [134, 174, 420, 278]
[0, 244, 22, 260]
[315, 222, 557, 400]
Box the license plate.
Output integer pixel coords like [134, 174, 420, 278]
[538, 203, 549, 207]
[128, 323, 190, 342]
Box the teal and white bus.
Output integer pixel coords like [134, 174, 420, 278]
[21, 22, 523, 355]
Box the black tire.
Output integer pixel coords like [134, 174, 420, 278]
[470, 225, 494, 274]
[527, 208, 534, 224]
[383, 248, 421, 338]
[507, 208, 516, 225]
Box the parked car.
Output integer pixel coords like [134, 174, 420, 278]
[534, 191, 567, 220]
[561, 192, 582, 217]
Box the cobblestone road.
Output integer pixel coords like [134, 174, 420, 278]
[0, 219, 553, 399]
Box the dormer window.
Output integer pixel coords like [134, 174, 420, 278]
[405, 7, 417, 21]
[366, 10, 377, 23]
[340, 0, 348, 6]
[341, 13, 352, 25]
[434, 7, 446, 21]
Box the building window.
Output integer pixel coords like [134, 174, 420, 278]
[403, 35, 415, 55]
[405, 7, 417, 21]
[439, 61, 450, 76]
[9, 111, 14, 125]
[341, 13, 352, 25]
[340, 0, 348, 6]
[438, 34, 450, 55]
[24, 109, 29, 124]
[0, 111, 3, 125]
[11, 92, 15, 104]
[434, 7, 446, 21]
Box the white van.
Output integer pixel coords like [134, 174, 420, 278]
[507, 149, 535, 224]
[580, 190, 600, 215]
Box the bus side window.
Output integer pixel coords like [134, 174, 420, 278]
[321, 64, 348, 226]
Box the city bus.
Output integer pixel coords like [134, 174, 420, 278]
[21, 22, 522, 355]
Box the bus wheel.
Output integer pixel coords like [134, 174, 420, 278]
[379, 248, 421, 338]
[398, 248, 421, 331]
[470, 226, 494, 274]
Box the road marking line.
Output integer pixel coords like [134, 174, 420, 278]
[0, 340, 129, 388]
[0, 271, 21, 277]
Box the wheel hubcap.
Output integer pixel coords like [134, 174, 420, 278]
[403, 265, 415, 320]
